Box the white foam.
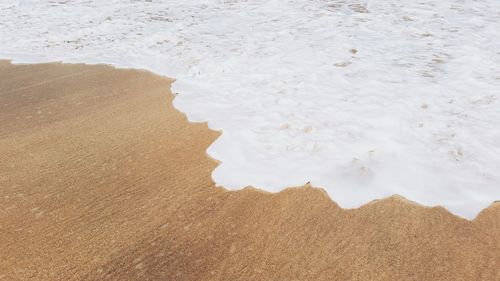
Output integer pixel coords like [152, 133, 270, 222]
[1, 0, 499, 219]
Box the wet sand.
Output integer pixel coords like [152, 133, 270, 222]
[0, 61, 499, 281]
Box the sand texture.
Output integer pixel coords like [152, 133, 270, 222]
[0, 61, 499, 281]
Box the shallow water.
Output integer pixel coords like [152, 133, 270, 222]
[1, 0, 499, 218]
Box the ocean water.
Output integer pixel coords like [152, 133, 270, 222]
[1, 0, 499, 219]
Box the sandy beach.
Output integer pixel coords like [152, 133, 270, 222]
[0, 61, 499, 280]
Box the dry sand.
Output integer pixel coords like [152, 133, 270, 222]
[0, 61, 499, 281]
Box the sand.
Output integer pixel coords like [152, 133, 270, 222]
[0, 61, 498, 281]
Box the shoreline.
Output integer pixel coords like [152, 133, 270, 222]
[0, 60, 498, 280]
[2, 57, 497, 220]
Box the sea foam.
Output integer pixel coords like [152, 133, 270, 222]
[1, 0, 499, 219]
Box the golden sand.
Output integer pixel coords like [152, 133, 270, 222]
[0, 61, 498, 280]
